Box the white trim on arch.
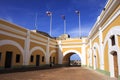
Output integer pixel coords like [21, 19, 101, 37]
[0, 40, 24, 56]
[29, 46, 46, 56]
[103, 26, 120, 55]
[63, 50, 84, 65]
[92, 42, 100, 70]
[93, 43, 100, 58]
[49, 50, 56, 57]
[103, 26, 120, 77]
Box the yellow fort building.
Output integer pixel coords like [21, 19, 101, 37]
[0, 0, 120, 79]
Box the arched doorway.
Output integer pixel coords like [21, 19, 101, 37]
[62, 51, 81, 67]
[0, 40, 24, 68]
[70, 54, 81, 66]
[29, 47, 46, 67]
[49, 50, 57, 65]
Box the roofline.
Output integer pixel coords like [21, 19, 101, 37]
[88, 0, 119, 39]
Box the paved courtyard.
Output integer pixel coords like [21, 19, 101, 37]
[0, 67, 117, 80]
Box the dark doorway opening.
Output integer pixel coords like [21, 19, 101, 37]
[5, 51, 12, 68]
[36, 55, 40, 66]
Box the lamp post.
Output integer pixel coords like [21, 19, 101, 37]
[46, 11, 52, 36]
[61, 15, 66, 34]
[75, 10, 81, 38]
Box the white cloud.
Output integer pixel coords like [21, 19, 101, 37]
[5, 16, 13, 23]
[67, 27, 79, 38]
[81, 24, 92, 36]
[67, 24, 92, 38]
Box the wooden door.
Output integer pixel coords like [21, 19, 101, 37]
[113, 52, 118, 78]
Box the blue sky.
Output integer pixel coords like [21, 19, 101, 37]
[70, 54, 81, 60]
[0, 0, 107, 37]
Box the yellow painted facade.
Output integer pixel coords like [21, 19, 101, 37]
[0, 45, 23, 67]
[104, 42, 109, 72]
[0, 0, 120, 78]
[62, 48, 81, 54]
[102, 15, 120, 41]
[29, 50, 45, 66]
[86, 45, 90, 66]
[118, 36, 120, 48]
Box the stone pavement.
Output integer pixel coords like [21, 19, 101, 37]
[0, 67, 118, 80]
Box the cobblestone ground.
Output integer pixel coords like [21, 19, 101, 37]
[0, 67, 117, 80]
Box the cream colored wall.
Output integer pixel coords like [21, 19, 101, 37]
[86, 45, 90, 66]
[96, 48, 100, 69]
[0, 34, 25, 48]
[61, 39, 82, 43]
[62, 48, 81, 54]
[30, 42, 46, 51]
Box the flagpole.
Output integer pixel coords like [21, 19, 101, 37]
[50, 14, 52, 36]
[64, 19, 66, 34]
[46, 11, 52, 36]
[78, 12, 81, 38]
[75, 10, 81, 38]
[61, 15, 66, 34]
[35, 13, 38, 30]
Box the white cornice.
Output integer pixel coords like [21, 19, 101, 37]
[62, 46, 82, 48]
[0, 24, 26, 36]
[0, 30, 26, 40]
[0, 19, 28, 31]
[101, 9, 120, 32]
[61, 42, 86, 45]
[30, 30, 48, 39]
[88, 0, 120, 39]
[30, 34, 48, 43]
[99, 0, 119, 27]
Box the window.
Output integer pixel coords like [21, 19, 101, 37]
[42, 56, 44, 62]
[16, 54, 20, 63]
[30, 55, 34, 62]
[0, 52, 1, 61]
[110, 35, 115, 46]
